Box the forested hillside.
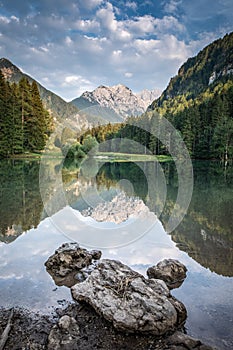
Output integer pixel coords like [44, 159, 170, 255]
[85, 32, 233, 161]
[150, 32, 233, 106]
[0, 72, 53, 157]
[148, 32, 233, 160]
[0, 58, 87, 128]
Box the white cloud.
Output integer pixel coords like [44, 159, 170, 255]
[81, 0, 104, 9]
[39, 46, 49, 52]
[65, 36, 73, 45]
[134, 39, 160, 54]
[125, 72, 133, 78]
[64, 75, 82, 84]
[61, 75, 96, 99]
[163, 0, 181, 14]
[96, 2, 133, 42]
[10, 15, 20, 22]
[126, 15, 155, 35]
[116, 28, 131, 41]
[154, 16, 185, 33]
[75, 19, 100, 32]
[112, 49, 122, 58]
[157, 34, 190, 60]
[97, 2, 117, 31]
[125, 1, 137, 11]
[0, 16, 11, 24]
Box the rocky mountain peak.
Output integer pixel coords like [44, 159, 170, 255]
[0, 57, 21, 79]
[72, 84, 160, 121]
[136, 88, 161, 109]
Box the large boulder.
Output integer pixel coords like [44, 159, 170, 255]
[147, 259, 187, 289]
[45, 242, 101, 287]
[71, 259, 187, 335]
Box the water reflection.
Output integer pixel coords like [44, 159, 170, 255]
[0, 160, 44, 243]
[62, 159, 233, 277]
[161, 161, 233, 277]
[1, 159, 232, 276]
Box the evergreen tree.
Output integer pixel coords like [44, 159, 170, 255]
[0, 74, 53, 157]
[19, 77, 33, 152]
[0, 71, 11, 157]
[30, 81, 50, 150]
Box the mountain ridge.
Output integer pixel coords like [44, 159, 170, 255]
[0, 58, 89, 132]
[71, 84, 160, 122]
[0, 58, 160, 128]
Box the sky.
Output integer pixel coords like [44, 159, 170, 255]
[0, 0, 233, 101]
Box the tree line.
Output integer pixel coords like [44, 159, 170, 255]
[0, 72, 53, 157]
[80, 78, 233, 161]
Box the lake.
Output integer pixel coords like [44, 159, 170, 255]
[0, 158, 232, 349]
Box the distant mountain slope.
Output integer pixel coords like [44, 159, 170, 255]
[150, 32, 233, 110]
[71, 84, 160, 122]
[0, 58, 89, 132]
[147, 32, 233, 160]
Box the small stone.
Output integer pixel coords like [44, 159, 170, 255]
[165, 331, 215, 350]
[48, 315, 80, 350]
[147, 259, 187, 289]
[58, 315, 72, 330]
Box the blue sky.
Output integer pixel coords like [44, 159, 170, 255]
[0, 0, 232, 100]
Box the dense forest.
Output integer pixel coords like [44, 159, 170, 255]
[0, 71, 53, 157]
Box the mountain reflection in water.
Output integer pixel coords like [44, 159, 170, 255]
[0, 159, 232, 276]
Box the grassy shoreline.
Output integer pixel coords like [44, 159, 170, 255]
[5, 151, 172, 162]
[94, 152, 172, 162]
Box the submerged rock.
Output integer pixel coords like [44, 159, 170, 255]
[147, 259, 187, 289]
[71, 259, 187, 335]
[45, 242, 101, 287]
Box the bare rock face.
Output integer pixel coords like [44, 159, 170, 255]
[72, 84, 161, 120]
[71, 259, 187, 335]
[48, 315, 80, 350]
[45, 243, 101, 287]
[147, 259, 187, 290]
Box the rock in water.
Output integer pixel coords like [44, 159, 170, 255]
[45, 242, 101, 287]
[71, 259, 187, 335]
[147, 259, 187, 289]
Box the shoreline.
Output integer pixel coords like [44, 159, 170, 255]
[0, 244, 217, 350]
[0, 303, 215, 350]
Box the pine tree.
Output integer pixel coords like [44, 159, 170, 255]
[0, 71, 11, 157]
[8, 82, 23, 155]
[30, 81, 48, 151]
[19, 77, 33, 152]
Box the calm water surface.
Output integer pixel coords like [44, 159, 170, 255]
[0, 158, 232, 349]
